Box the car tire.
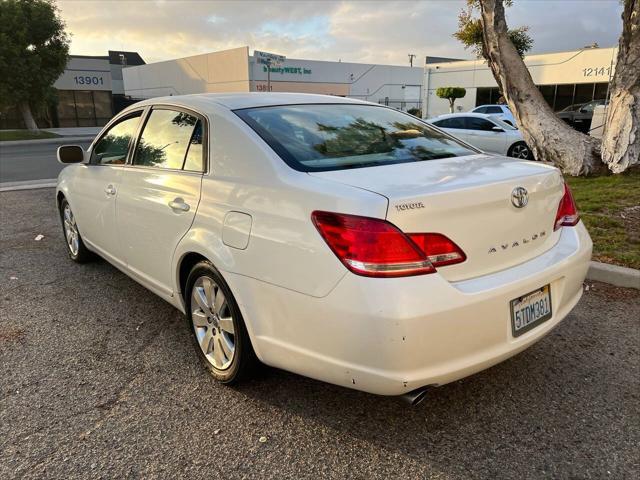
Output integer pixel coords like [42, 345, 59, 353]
[59, 197, 94, 263]
[507, 141, 534, 160]
[185, 261, 258, 384]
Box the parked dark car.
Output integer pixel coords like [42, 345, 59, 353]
[556, 99, 607, 133]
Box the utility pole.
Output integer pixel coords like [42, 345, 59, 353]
[266, 58, 271, 92]
[408, 53, 416, 67]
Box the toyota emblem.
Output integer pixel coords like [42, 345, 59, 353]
[511, 187, 529, 208]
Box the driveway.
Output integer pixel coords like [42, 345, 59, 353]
[1, 188, 638, 479]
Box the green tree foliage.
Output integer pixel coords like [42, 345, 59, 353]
[436, 87, 467, 113]
[454, 0, 533, 58]
[0, 0, 70, 130]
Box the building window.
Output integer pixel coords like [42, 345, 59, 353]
[476, 82, 611, 112]
[554, 84, 575, 111]
[538, 85, 556, 109]
[594, 82, 609, 101]
[55, 90, 113, 128]
[574, 83, 595, 106]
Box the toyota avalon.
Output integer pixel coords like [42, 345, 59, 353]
[56, 93, 592, 402]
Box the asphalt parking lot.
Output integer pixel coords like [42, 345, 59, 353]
[1, 188, 639, 479]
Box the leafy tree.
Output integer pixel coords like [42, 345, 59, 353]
[0, 0, 70, 131]
[436, 87, 467, 113]
[454, 0, 533, 58]
[454, 0, 639, 175]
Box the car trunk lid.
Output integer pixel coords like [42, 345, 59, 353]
[308, 154, 564, 282]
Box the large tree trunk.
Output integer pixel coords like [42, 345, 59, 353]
[602, 0, 639, 173]
[478, 0, 602, 176]
[18, 101, 38, 131]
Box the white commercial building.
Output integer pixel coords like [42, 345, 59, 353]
[123, 46, 426, 110]
[422, 47, 617, 118]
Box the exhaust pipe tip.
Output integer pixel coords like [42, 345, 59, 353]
[400, 386, 430, 406]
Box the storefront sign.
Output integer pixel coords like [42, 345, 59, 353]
[262, 65, 313, 75]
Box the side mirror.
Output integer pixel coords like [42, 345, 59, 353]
[492, 126, 504, 132]
[57, 145, 85, 164]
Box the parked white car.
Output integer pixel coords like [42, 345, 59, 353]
[471, 104, 516, 126]
[56, 93, 591, 403]
[428, 113, 533, 159]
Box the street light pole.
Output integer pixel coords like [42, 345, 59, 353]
[408, 53, 416, 67]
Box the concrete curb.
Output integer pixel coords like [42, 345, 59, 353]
[0, 136, 95, 147]
[587, 261, 640, 290]
[0, 179, 57, 192]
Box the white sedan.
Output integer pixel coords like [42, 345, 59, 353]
[56, 93, 591, 404]
[428, 112, 533, 159]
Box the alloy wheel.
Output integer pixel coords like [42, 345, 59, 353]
[63, 204, 80, 256]
[190, 276, 236, 370]
[511, 144, 531, 159]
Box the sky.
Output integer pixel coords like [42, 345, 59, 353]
[56, 0, 624, 65]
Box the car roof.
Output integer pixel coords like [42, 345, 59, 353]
[431, 112, 498, 120]
[125, 93, 373, 113]
[473, 104, 507, 109]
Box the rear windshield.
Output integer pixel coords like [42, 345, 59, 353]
[235, 104, 477, 172]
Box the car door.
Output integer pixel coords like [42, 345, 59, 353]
[116, 106, 206, 296]
[462, 116, 507, 154]
[69, 110, 144, 265]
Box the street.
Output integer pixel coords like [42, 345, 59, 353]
[1, 188, 639, 479]
[0, 140, 92, 184]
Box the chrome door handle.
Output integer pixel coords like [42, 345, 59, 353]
[105, 184, 116, 196]
[168, 198, 190, 212]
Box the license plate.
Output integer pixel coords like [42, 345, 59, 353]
[510, 285, 552, 337]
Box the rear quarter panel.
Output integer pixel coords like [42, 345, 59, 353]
[173, 107, 388, 299]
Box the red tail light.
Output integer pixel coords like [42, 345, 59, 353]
[408, 233, 467, 267]
[554, 183, 579, 231]
[311, 211, 465, 278]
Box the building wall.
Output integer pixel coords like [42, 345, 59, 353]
[422, 47, 617, 118]
[248, 56, 423, 108]
[122, 48, 423, 109]
[123, 46, 250, 98]
[54, 56, 112, 91]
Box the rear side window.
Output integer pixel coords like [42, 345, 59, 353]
[133, 109, 205, 171]
[92, 112, 142, 165]
[465, 117, 496, 131]
[485, 106, 502, 114]
[434, 117, 466, 129]
[473, 106, 487, 114]
[236, 104, 475, 172]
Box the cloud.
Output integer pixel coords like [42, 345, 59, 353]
[56, 0, 624, 65]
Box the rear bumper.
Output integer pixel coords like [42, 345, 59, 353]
[228, 223, 592, 396]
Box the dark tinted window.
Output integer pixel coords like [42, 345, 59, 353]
[465, 117, 496, 131]
[485, 106, 502, 114]
[434, 117, 466, 129]
[555, 84, 575, 111]
[474, 106, 487, 114]
[134, 109, 204, 170]
[594, 83, 609, 102]
[237, 104, 475, 172]
[93, 112, 142, 165]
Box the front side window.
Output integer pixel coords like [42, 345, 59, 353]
[485, 106, 502, 114]
[133, 109, 204, 171]
[236, 104, 475, 172]
[92, 112, 142, 165]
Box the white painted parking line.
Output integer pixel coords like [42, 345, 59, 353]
[0, 179, 57, 192]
